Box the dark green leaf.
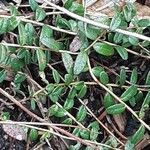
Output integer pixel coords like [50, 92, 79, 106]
[123, 3, 136, 22]
[31, 99, 36, 110]
[139, 91, 150, 119]
[89, 121, 100, 141]
[62, 53, 73, 73]
[78, 85, 87, 98]
[90, 127, 99, 141]
[64, 0, 73, 9]
[62, 118, 72, 125]
[54, 107, 66, 117]
[0, 70, 7, 83]
[99, 71, 109, 85]
[36, 49, 46, 71]
[69, 20, 78, 32]
[65, 74, 73, 85]
[40, 25, 61, 50]
[125, 126, 145, 150]
[1, 112, 10, 120]
[0, 18, 9, 34]
[80, 129, 90, 140]
[103, 92, 115, 108]
[24, 50, 31, 64]
[75, 81, 84, 91]
[52, 69, 60, 84]
[76, 105, 87, 122]
[129, 36, 139, 46]
[130, 68, 138, 84]
[17, 49, 27, 59]
[49, 93, 59, 103]
[135, 91, 143, 103]
[125, 140, 134, 150]
[35, 7, 46, 21]
[41, 36, 61, 50]
[74, 52, 88, 75]
[48, 104, 58, 116]
[29, 129, 38, 141]
[92, 66, 104, 77]
[46, 84, 55, 94]
[40, 25, 53, 40]
[138, 19, 150, 27]
[10, 5, 19, 16]
[14, 73, 26, 84]
[115, 46, 128, 60]
[106, 104, 125, 115]
[129, 97, 136, 107]
[93, 42, 114, 56]
[88, 121, 100, 130]
[85, 25, 102, 40]
[64, 98, 74, 110]
[118, 68, 126, 86]
[110, 14, 122, 30]
[11, 58, 24, 71]
[18, 23, 27, 45]
[72, 128, 80, 136]
[29, 0, 38, 11]
[25, 23, 35, 45]
[0, 17, 18, 34]
[113, 33, 124, 44]
[0, 45, 8, 63]
[56, 15, 71, 29]
[49, 86, 63, 103]
[68, 87, 77, 99]
[69, 142, 81, 150]
[130, 125, 145, 144]
[68, 2, 84, 16]
[121, 85, 137, 102]
[8, 16, 20, 31]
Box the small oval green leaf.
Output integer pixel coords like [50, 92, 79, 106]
[103, 92, 115, 108]
[130, 68, 138, 84]
[121, 85, 137, 102]
[35, 7, 46, 21]
[118, 68, 126, 86]
[74, 52, 87, 75]
[92, 66, 104, 77]
[76, 105, 87, 122]
[93, 42, 114, 56]
[36, 49, 46, 71]
[115, 46, 128, 60]
[64, 98, 74, 110]
[29, 129, 38, 141]
[106, 104, 125, 115]
[62, 53, 73, 73]
[100, 71, 109, 85]
[52, 69, 60, 84]
[110, 14, 122, 30]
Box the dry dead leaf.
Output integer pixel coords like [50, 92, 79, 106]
[136, 3, 150, 17]
[113, 113, 126, 133]
[69, 36, 82, 52]
[87, 1, 150, 18]
[3, 123, 28, 141]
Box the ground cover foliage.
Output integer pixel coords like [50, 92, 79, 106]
[0, 0, 150, 149]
